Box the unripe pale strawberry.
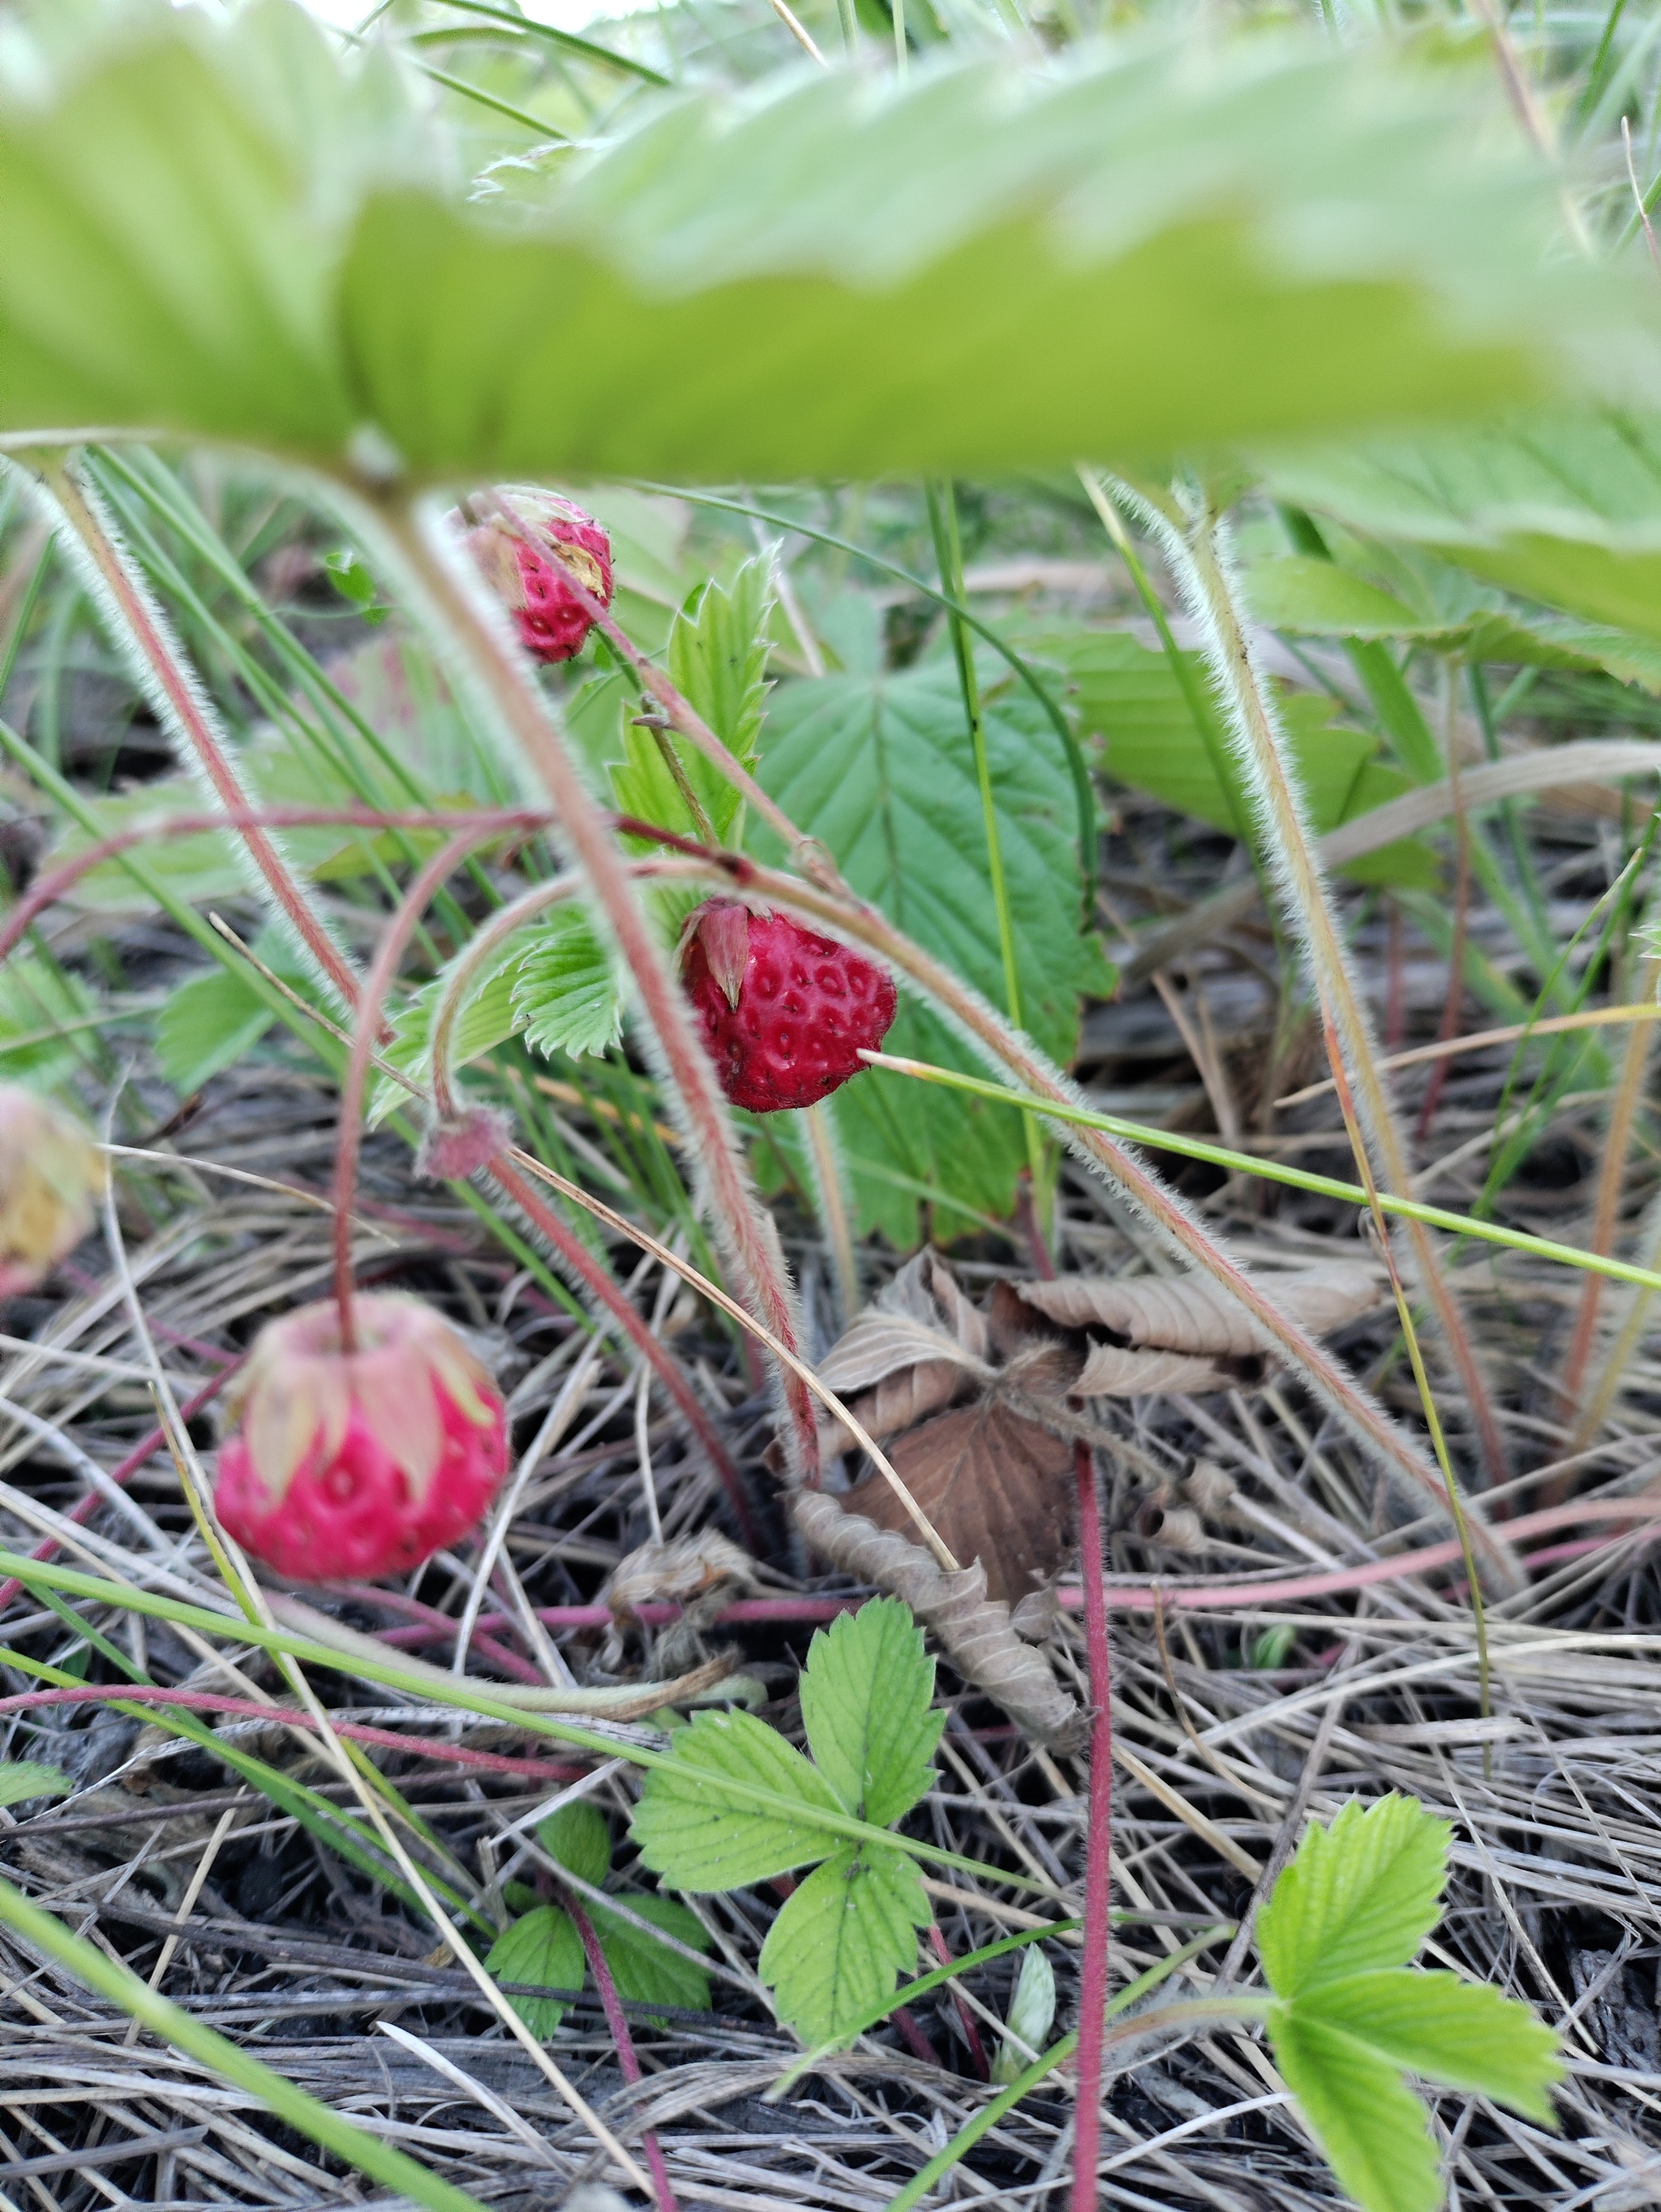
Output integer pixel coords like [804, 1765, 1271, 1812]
[215, 1294, 509, 1583]
[0, 1086, 105, 1298]
[680, 899, 896, 1113]
[464, 489, 613, 663]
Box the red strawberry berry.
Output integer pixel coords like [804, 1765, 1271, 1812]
[464, 489, 613, 663]
[681, 899, 896, 1113]
[215, 1294, 509, 1584]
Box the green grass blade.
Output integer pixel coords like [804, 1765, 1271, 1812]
[0, 1871, 491, 2212]
[862, 1050, 1661, 1296]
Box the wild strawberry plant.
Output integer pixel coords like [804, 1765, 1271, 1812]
[0, 4, 1652, 2211]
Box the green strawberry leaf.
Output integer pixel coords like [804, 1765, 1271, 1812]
[1259, 1795, 1450, 2000]
[539, 1800, 612, 1890]
[798, 1599, 942, 1828]
[484, 1904, 586, 2037]
[157, 967, 278, 1095]
[629, 1707, 848, 1892]
[0, 1761, 71, 1809]
[590, 1894, 713, 2021]
[754, 658, 1100, 1242]
[758, 1845, 931, 2048]
[1293, 1970, 1562, 2124]
[513, 907, 625, 1062]
[1270, 2006, 1442, 2212]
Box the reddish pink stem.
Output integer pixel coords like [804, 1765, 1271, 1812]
[333, 827, 488, 1347]
[928, 1922, 989, 2080]
[566, 1896, 680, 2212]
[0, 804, 550, 970]
[0, 1683, 586, 1780]
[0, 1365, 239, 1615]
[1071, 1439, 1111, 2212]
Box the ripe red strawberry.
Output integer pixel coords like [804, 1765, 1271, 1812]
[214, 1294, 509, 1583]
[681, 899, 896, 1113]
[0, 1085, 105, 1298]
[464, 489, 613, 663]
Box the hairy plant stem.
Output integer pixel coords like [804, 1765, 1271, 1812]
[1156, 490, 1508, 1493]
[377, 495, 818, 1483]
[35, 459, 362, 1010]
[1320, 1014, 1492, 1733]
[333, 831, 496, 1348]
[1557, 951, 1661, 1441]
[1071, 1441, 1113, 2212]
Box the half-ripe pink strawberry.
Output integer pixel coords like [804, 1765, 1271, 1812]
[214, 1294, 509, 1584]
[464, 489, 613, 664]
[0, 1085, 105, 1299]
[680, 899, 897, 1113]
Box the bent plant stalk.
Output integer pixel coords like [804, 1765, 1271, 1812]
[1148, 487, 1509, 1493]
[32, 456, 363, 1011]
[373, 492, 819, 1483]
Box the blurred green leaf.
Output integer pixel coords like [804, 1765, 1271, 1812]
[156, 966, 274, 1095]
[0, 954, 98, 1088]
[0, 1760, 71, 1808]
[0, 7, 1646, 478]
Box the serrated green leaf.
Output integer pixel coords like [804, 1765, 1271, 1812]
[156, 967, 274, 1095]
[539, 1800, 612, 1889]
[1270, 2005, 1441, 2212]
[484, 1905, 586, 2036]
[0, 1761, 71, 1808]
[0, 11, 1641, 479]
[992, 1941, 1056, 2086]
[611, 555, 773, 846]
[629, 1707, 846, 1892]
[755, 658, 1097, 1243]
[513, 907, 624, 1062]
[1294, 1970, 1561, 2124]
[370, 962, 521, 1125]
[590, 1893, 712, 2021]
[798, 1599, 942, 1828]
[1259, 1796, 1450, 2000]
[758, 1844, 930, 2047]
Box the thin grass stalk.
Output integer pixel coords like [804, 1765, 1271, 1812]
[0, 1873, 492, 2212]
[1144, 485, 1507, 1490]
[1071, 1440, 1113, 2212]
[1320, 1014, 1492, 1730]
[927, 476, 1045, 1198]
[373, 493, 819, 1482]
[1557, 951, 1660, 1430]
[804, 1099, 860, 1323]
[29, 458, 362, 1009]
[860, 1050, 1661, 1299]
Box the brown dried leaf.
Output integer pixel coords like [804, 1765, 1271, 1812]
[1071, 1343, 1261, 1396]
[844, 1399, 1075, 1608]
[1006, 1262, 1380, 1356]
[791, 1488, 1082, 1746]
